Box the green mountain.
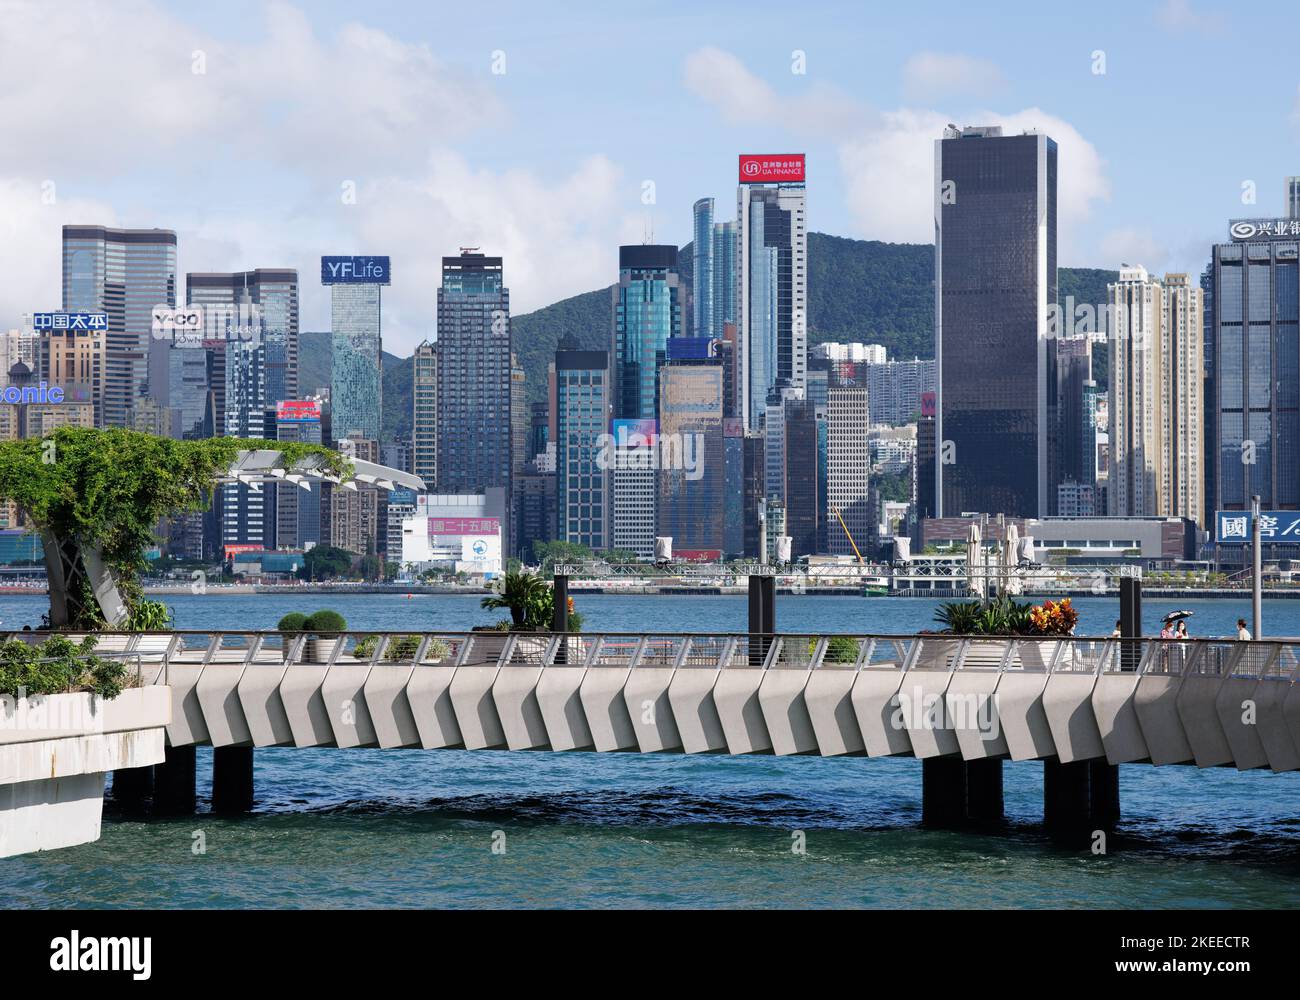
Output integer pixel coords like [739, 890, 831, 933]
[373, 233, 1118, 439]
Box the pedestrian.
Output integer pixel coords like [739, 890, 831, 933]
[1160, 621, 1175, 639]
[1237, 618, 1252, 640]
[1110, 620, 1122, 638]
[1176, 620, 1188, 639]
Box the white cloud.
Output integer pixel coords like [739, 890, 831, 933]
[1099, 227, 1169, 272]
[0, 0, 635, 355]
[902, 52, 1007, 104]
[686, 48, 1110, 249]
[1156, 0, 1226, 34]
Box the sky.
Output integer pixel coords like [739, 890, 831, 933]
[2, 0, 1298, 356]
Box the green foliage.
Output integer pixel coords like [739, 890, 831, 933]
[277, 612, 308, 632]
[304, 609, 347, 633]
[353, 634, 425, 660]
[124, 598, 172, 632]
[935, 596, 1043, 636]
[0, 427, 349, 629]
[811, 635, 861, 664]
[0, 635, 126, 699]
[532, 539, 594, 571]
[874, 471, 912, 504]
[481, 571, 551, 627]
[298, 545, 354, 581]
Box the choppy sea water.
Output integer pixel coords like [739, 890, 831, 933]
[2, 592, 1299, 909]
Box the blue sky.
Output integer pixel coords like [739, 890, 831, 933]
[2, 0, 1298, 354]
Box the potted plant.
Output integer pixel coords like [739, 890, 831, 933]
[303, 609, 346, 663]
[277, 612, 308, 662]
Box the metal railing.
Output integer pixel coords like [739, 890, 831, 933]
[4, 630, 1298, 686]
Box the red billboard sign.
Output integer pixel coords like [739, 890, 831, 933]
[739, 154, 805, 184]
[224, 544, 264, 559]
[428, 517, 501, 537]
[921, 391, 937, 418]
[277, 400, 321, 422]
[675, 548, 722, 562]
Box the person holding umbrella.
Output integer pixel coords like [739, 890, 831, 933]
[1161, 609, 1193, 640]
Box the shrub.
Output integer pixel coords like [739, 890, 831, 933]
[0, 635, 126, 699]
[352, 634, 423, 661]
[821, 636, 861, 664]
[1028, 598, 1078, 636]
[277, 612, 308, 632]
[125, 598, 172, 632]
[304, 609, 347, 633]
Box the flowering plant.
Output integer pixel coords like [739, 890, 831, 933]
[1029, 598, 1078, 636]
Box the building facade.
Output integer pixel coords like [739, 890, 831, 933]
[325, 260, 386, 445]
[827, 386, 871, 557]
[412, 339, 437, 488]
[935, 126, 1057, 518]
[613, 245, 684, 421]
[555, 348, 610, 551]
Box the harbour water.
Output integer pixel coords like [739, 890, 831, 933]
[3, 592, 1299, 909]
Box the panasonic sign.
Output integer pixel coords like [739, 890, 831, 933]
[320, 255, 391, 285]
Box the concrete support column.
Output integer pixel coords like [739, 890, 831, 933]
[747, 574, 775, 665]
[1088, 760, 1121, 828]
[921, 757, 967, 828]
[1044, 758, 1092, 837]
[922, 757, 1004, 828]
[109, 765, 153, 814]
[964, 758, 1004, 826]
[211, 746, 254, 815]
[152, 744, 197, 816]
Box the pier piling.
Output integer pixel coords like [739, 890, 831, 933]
[109, 764, 154, 814]
[152, 744, 197, 815]
[211, 746, 254, 814]
[922, 757, 1002, 828]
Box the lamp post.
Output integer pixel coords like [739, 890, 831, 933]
[1252, 494, 1263, 639]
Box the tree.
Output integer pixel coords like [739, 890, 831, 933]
[532, 539, 594, 571]
[0, 427, 347, 629]
[299, 545, 355, 581]
[481, 570, 551, 627]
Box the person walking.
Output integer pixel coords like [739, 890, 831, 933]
[1175, 620, 1189, 639]
[1237, 618, 1252, 640]
[1110, 620, 1122, 638]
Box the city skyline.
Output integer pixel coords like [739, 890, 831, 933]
[4, 0, 1299, 356]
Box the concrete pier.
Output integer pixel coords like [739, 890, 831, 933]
[211, 746, 254, 814]
[1044, 757, 1120, 837]
[922, 757, 1004, 828]
[109, 764, 154, 814]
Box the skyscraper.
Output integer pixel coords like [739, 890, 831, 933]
[1209, 216, 1300, 520]
[1288, 177, 1300, 219]
[1107, 266, 1204, 526]
[712, 221, 738, 337]
[692, 199, 714, 341]
[324, 255, 388, 446]
[827, 386, 871, 557]
[555, 347, 610, 550]
[412, 340, 437, 488]
[436, 252, 512, 508]
[935, 126, 1057, 517]
[62, 226, 177, 428]
[613, 245, 684, 421]
[737, 155, 807, 431]
[657, 356, 725, 555]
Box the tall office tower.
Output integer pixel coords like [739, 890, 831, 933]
[145, 339, 209, 439]
[935, 126, 1057, 517]
[827, 386, 871, 557]
[1200, 264, 1216, 523]
[723, 417, 745, 558]
[717, 221, 738, 330]
[1288, 177, 1300, 219]
[39, 328, 104, 427]
[1107, 266, 1204, 526]
[513, 469, 556, 565]
[555, 347, 611, 550]
[737, 155, 807, 430]
[657, 358, 725, 555]
[742, 432, 766, 558]
[1052, 334, 1094, 513]
[529, 401, 549, 464]
[436, 252, 512, 551]
[610, 425, 657, 560]
[220, 338, 271, 551]
[693, 199, 715, 341]
[274, 399, 324, 550]
[510, 355, 528, 476]
[62, 226, 177, 428]
[783, 396, 827, 557]
[916, 391, 937, 521]
[764, 385, 803, 504]
[613, 245, 684, 421]
[323, 256, 387, 446]
[412, 340, 437, 488]
[329, 433, 381, 556]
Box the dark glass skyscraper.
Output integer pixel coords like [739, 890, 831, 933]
[1210, 220, 1300, 516]
[613, 245, 683, 421]
[935, 126, 1057, 517]
[437, 252, 513, 552]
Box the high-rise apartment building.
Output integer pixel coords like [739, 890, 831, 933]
[324, 256, 387, 446]
[935, 126, 1057, 518]
[657, 358, 725, 555]
[1108, 266, 1204, 527]
[613, 245, 684, 421]
[412, 340, 437, 488]
[737, 155, 807, 430]
[692, 199, 715, 341]
[62, 226, 177, 428]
